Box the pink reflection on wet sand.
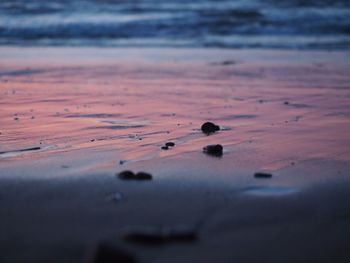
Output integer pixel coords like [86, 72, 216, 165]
[0, 48, 349, 171]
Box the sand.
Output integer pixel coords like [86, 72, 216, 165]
[0, 47, 350, 262]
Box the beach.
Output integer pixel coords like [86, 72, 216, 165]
[1, 47, 350, 262]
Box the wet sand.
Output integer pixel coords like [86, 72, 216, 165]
[0, 47, 350, 262]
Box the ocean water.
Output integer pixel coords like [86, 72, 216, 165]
[1, 0, 350, 49]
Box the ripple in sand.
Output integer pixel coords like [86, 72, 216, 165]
[121, 226, 197, 245]
[88, 125, 144, 130]
[88, 120, 147, 130]
[224, 114, 257, 120]
[65, 113, 121, 118]
[0, 146, 42, 158]
[242, 186, 298, 197]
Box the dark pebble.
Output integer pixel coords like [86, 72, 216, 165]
[165, 142, 175, 147]
[123, 226, 197, 245]
[118, 170, 136, 180]
[284, 101, 290, 105]
[135, 172, 152, 180]
[203, 144, 223, 157]
[86, 242, 136, 263]
[161, 145, 169, 150]
[201, 122, 220, 135]
[254, 172, 272, 178]
[118, 171, 152, 180]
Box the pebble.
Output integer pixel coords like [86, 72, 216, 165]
[254, 172, 272, 178]
[86, 242, 136, 263]
[122, 226, 197, 245]
[203, 144, 223, 157]
[161, 142, 175, 150]
[117, 171, 152, 180]
[165, 142, 175, 147]
[118, 170, 135, 180]
[201, 122, 220, 135]
[135, 172, 152, 180]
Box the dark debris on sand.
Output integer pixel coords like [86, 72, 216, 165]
[122, 226, 197, 245]
[203, 144, 223, 157]
[136, 172, 153, 180]
[201, 122, 220, 135]
[254, 172, 273, 178]
[161, 141, 175, 150]
[117, 171, 152, 180]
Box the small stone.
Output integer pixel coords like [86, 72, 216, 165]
[86, 242, 136, 263]
[135, 172, 152, 180]
[117, 171, 152, 180]
[284, 101, 290, 105]
[201, 122, 220, 135]
[165, 142, 175, 147]
[161, 146, 169, 150]
[254, 172, 272, 178]
[203, 144, 223, 157]
[118, 170, 135, 180]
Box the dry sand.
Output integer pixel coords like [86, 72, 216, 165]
[0, 47, 350, 262]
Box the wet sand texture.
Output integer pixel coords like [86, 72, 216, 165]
[1, 48, 350, 263]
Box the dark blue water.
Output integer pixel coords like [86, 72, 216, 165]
[1, 0, 350, 49]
